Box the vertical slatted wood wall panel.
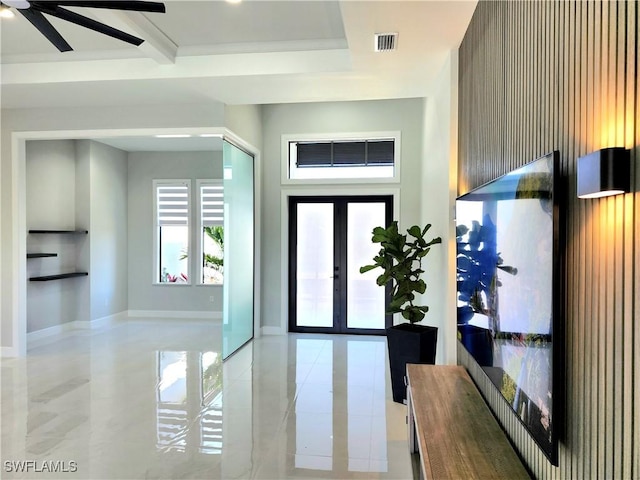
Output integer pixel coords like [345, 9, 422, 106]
[457, 1, 638, 478]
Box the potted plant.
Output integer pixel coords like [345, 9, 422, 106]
[360, 221, 442, 403]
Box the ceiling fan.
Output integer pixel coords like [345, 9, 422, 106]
[0, 0, 166, 52]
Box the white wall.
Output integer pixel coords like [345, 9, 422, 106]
[224, 104, 263, 151]
[1, 103, 225, 353]
[86, 140, 129, 321]
[25, 139, 129, 332]
[421, 51, 459, 365]
[25, 140, 80, 332]
[127, 151, 223, 314]
[75, 140, 91, 326]
[260, 98, 426, 331]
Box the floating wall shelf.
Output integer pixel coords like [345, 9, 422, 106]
[29, 272, 88, 282]
[29, 230, 88, 234]
[27, 253, 58, 258]
[27, 229, 88, 281]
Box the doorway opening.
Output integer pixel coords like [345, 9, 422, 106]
[8, 127, 260, 358]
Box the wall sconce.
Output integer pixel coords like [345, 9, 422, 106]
[577, 147, 631, 199]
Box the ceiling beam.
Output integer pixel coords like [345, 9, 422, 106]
[1, 49, 352, 85]
[91, 10, 177, 65]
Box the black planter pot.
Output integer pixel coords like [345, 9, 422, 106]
[386, 323, 438, 403]
[458, 323, 493, 367]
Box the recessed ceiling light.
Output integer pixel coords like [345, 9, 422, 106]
[0, 7, 15, 18]
[199, 134, 223, 138]
[155, 134, 192, 138]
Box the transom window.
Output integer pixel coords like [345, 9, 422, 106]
[287, 136, 398, 180]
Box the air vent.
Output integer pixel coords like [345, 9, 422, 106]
[375, 33, 398, 52]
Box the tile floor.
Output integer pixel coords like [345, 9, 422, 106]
[1, 318, 415, 479]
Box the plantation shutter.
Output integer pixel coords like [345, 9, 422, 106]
[296, 142, 332, 167]
[295, 139, 394, 167]
[366, 140, 394, 164]
[201, 183, 224, 226]
[333, 141, 366, 165]
[157, 182, 189, 226]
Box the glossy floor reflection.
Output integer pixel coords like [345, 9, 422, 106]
[1, 319, 414, 479]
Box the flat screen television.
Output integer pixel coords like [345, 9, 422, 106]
[455, 151, 563, 465]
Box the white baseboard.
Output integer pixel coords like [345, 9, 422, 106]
[1, 346, 17, 357]
[26, 312, 125, 342]
[262, 326, 286, 335]
[73, 311, 126, 329]
[7, 311, 221, 355]
[27, 322, 75, 342]
[127, 310, 222, 320]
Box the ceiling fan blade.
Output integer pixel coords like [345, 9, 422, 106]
[37, 5, 145, 46]
[18, 8, 72, 52]
[42, 1, 165, 13]
[2, 0, 31, 9]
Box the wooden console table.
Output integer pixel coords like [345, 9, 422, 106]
[406, 364, 530, 479]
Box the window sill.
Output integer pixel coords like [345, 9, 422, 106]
[282, 176, 401, 186]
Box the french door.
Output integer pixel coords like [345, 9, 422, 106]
[289, 196, 393, 334]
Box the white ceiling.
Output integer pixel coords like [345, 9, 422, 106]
[0, 0, 477, 151]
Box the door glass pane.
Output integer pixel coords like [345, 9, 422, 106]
[347, 202, 386, 330]
[222, 141, 254, 359]
[296, 203, 334, 328]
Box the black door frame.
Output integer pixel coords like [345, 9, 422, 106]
[288, 195, 393, 335]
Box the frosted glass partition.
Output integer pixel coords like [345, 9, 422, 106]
[222, 141, 254, 359]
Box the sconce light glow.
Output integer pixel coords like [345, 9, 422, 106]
[577, 147, 631, 199]
[577, 189, 626, 199]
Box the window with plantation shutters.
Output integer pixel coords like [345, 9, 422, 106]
[198, 180, 224, 285]
[154, 180, 191, 284]
[157, 183, 190, 226]
[200, 182, 223, 227]
[287, 135, 398, 180]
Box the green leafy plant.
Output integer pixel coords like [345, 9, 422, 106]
[203, 225, 224, 273]
[360, 221, 442, 324]
[179, 225, 224, 273]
